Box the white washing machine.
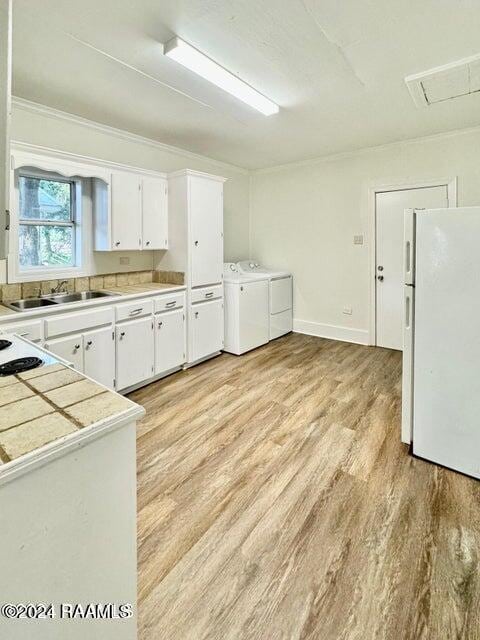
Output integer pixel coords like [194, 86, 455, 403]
[223, 263, 270, 355]
[237, 261, 293, 339]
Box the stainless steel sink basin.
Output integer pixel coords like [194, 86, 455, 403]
[47, 291, 116, 304]
[5, 290, 117, 311]
[5, 298, 59, 311]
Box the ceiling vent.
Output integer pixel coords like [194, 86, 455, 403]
[405, 53, 480, 107]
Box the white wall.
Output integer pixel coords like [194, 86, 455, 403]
[2, 100, 250, 283]
[251, 127, 480, 343]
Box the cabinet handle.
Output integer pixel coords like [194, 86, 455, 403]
[120, 331, 125, 338]
[115, 241, 120, 246]
[145, 240, 150, 246]
[195, 312, 199, 318]
[165, 301, 176, 308]
[129, 308, 143, 316]
[158, 321, 163, 328]
[194, 240, 199, 246]
[74, 344, 80, 350]
[205, 292, 213, 298]
[240, 286, 244, 291]
[86, 340, 93, 348]
[19, 332, 29, 337]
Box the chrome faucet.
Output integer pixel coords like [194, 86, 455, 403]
[51, 280, 69, 294]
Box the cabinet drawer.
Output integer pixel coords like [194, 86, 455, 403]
[115, 298, 153, 321]
[45, 307, 114, 339]
[0, 320, 42, 342]
[190, 284, 223, 304]
[154, 292, 185, 313]
[270, 276, 292, 315]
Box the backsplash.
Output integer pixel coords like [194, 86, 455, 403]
[153, 270, 185, 286]
[0, 269, 186, 302]
[0, 270, 154, 302]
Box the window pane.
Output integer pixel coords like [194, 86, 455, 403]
[19, 225, 74, 267]
[19, 176, 72, 222]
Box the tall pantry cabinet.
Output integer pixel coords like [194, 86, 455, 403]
[159, 169, 226, 366]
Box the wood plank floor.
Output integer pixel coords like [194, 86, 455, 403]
[130, 333, 480, 640]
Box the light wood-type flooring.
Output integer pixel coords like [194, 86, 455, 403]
[130, 333, 480, 640]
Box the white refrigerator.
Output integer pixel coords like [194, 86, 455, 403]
[402, 206, 480, 479]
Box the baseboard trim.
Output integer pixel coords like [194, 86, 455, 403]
[293, 319, 369, 345]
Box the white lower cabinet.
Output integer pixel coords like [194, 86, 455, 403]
[155, 309, 185, 375]
[46, 334, 84, 370]
[189, 298, 224, 364]
[116, 316, 154, 391]
[84, 326, 115, 389]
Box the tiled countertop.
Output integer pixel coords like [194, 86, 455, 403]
[0, 282, 186, 319]
[0, 362, 142, 469]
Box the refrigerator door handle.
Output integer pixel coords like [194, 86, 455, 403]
[404, 209, 415, 285]
[401, 285, 414, 445]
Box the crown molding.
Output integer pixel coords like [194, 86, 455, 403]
[12, 96, 249, 175]
[254, 122, 480, 175]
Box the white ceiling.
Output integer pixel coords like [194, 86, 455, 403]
[12, 0, 480, 169]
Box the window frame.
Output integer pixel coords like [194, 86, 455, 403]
[8, 168, 90, 283]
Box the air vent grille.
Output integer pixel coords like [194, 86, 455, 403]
[405, 53, 480, 107]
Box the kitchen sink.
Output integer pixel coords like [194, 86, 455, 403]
[5, 290, 117, 312]
[5, 298, 59, 311]
[46, 291, 116, 304]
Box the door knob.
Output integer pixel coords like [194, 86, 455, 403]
[377, 275, 384, 282]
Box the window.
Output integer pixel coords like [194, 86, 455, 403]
[18, 175, 76, 268]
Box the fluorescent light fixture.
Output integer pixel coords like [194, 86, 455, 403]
[164, 37, 279, 116]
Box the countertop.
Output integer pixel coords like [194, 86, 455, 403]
[0, 357, 144, 476]
[0, 282, 186, 319]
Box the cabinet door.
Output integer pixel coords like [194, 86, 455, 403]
[190, 177, 223, 287]
[142, 177, 168, 250]
[46, 334, 84, 371]
[111, 172, 142, 250]
[155, 309, 185, 375]
[190, 299, 224, 363]
[116, 316, 154, 390]
[84, 326, 115, 389]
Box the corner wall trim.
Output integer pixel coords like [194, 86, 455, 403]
[293, 319, 369, 345]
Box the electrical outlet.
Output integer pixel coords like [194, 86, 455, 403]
[343, 306, 352, 315]
[119, 257, 130, 265]
[353, 235, 364, 245]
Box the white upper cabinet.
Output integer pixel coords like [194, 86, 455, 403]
[190, 176, 224, 288]
[111, 172, 142, 251]
[142, 177, 168, 250]
[94, 171, 168, 252]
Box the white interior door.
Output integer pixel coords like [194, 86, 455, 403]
[375, 185, 448, 350]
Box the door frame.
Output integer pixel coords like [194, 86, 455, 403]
[367, 177, 457, 346]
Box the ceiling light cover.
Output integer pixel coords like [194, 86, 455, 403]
[164, 37, 279, 116]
